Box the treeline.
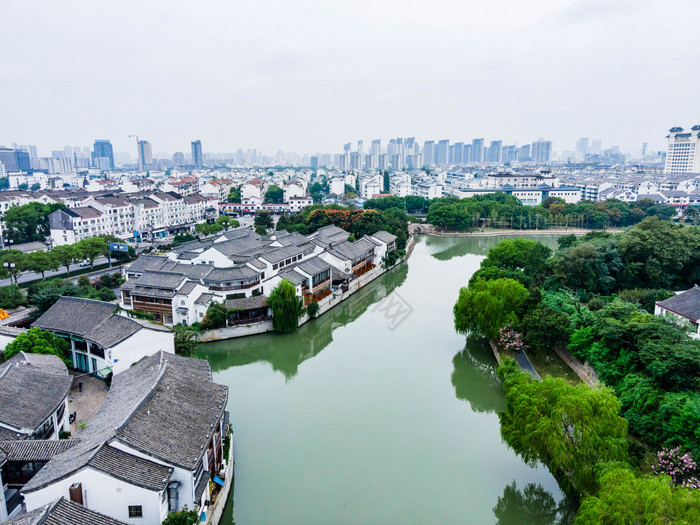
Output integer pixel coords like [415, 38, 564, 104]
[3, 201, 66, 244]
[453, 218, 700, 521]
[0, 235, 135, 284]
[276, 204, 409, 250]
[363, 195, 429, 213]
[425, 193, 679, 230]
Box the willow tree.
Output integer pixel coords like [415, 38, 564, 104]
[497, 358, 629, 499]
[453, 277, 528, 339]
[268, 278, 303, 334]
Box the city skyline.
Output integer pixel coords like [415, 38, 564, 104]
[2, 1, 699, 155]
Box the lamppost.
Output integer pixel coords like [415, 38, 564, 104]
[4, 261, 15, 285]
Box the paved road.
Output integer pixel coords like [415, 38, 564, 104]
[0, 256, 112, 287]
[516, 350, 541, 380]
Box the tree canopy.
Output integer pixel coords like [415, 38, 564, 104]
[3, 328, 71, 365]
[268, 278, 303, 334]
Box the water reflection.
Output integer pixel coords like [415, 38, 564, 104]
[197, 262, 408, 378]
[421, 234, 563, 261]
[493, 481, 576, 525]
[451, 334, 505, 414]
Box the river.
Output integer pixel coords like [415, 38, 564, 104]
[195, 234, 572, 524]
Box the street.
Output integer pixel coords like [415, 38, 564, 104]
[0, 256, 113, 287]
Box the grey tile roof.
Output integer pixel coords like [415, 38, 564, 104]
[177, 251, 199, 260]
[370, 230, 397, 243]
[314, 225, 350, 238]
[0, 439, 79, 461]
[225, 296, 269, 310]
[258, 245, 305, 264]
[195, 293, 215, 305]
[279, 269, 306, 285]
[194, 471, 210, 502]
[177, 281, 197, 296]
[212, 236, 271, 258]
[126, 255, 170, 274]
[328, 238, 375, 261]
[122, 284, 177, 299]
[33, 297, 144, 349]
[5, 498, 129, 525]
[657, 285, 700, 321]
[131, 270, 185, 290]
[204, 266, 260, 282]
[89, 445, 173, 491]
[24, 351, 227, 492]
[0, 353, 71, 434]
[0, 426, 26, 440]
[295, 256, 331, 276]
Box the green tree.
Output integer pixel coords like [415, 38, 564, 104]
[172, 325, 199, 356]
[454, 278, 529, 339]
[254, 212, 273, 229]
[3, 328, 70, 364]
[227, 186, 241, 203]
[382, 171, 390, 193]
[0, 284, 27, 309]
[75, 237, 107, 268]
[215, 215, 239, 231]
[497, 358, 629, 498]
[575, 467, 700, 524]
[268, 278, 303, 334]
[25, 250, 58, 279]
[0, 250, 28, 284]
[2, 202, 65, 243]
[254, 225, 268, 236]
[264, 185, 284, 204]
[162, 506, 199, 525]
[200, 302, 228, 330]
[520, 305, 572, 357]
[50, 244, 78, 274]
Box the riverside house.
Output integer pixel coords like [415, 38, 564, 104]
[22, 352, 230, 524]
[32, 297, 174, 375]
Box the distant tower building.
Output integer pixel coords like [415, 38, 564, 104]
[191, 140, 203, 168]
[664, 126, 700, 174]
[423, 141, 435, 166]
[391, 154, 404, 171]
[531, 139, 552, 164]
[471, 138, 484, 162]
[437, 140, 449, 165]
[487, 140, 503, 162]
[0, 147, 31, 172]
[378, 154, 389, 170]
[357, 140, 363, 158]
[137, 140, 152, 170]
[576, 138, 589, 160]
[350, 152, 361, 171]
[642, 143, 648, 159]
[173, 152, 185, 167]
[518, 144, 531, 162]
[453, 142, 464, 164]
[463, 144, 472, 163]
[92, 140, 114, 170]
[310, 156, 319, 169]
[371, 139, 381, 157]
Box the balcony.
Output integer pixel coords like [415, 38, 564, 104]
[353, 262, 376, 277]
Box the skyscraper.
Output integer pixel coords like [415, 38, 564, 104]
[423, 141, 435, 166]
[191, 140, 203, 169]
[463, 144, 472, 163]
[371, 139, 381, 156]
[453, 142, 464, 164]
[471, 138, 484, 163]
[137, 140, 152, 170]
[357, 140, 363, 158]
[487, 140, 503, 163]
[92, 140, 114, 170]
[437, 140, 449, 165]
[0, 147, 31, 172]
[173, 152, 185, 167]
[531, 139, 552, 164]
[664, 126, 700, 174]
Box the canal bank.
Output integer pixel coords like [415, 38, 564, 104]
[195, 237, 416, 342]
[196, 233, 572, 525]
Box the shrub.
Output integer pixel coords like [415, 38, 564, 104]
[307, 301, 319, 318]
[0, 284, 27, 309]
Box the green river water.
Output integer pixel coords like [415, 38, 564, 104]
[196, 234, 572, 525]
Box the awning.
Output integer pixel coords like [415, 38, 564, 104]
[70, 335, 84, 342]
[213, 475, 225, 486]
[95, 367, 112, 378]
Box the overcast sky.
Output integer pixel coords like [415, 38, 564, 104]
[1, 0, 698, 157]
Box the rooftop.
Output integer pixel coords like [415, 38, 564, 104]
[657, 285, 700, 322]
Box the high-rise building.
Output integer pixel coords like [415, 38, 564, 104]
[453, 142, 464, 164]
[463, 144, 472, 163]
[92, 140, 114, 170]
[437, 140, 449, 165]
[0, 147, 31, 172]
[502, 145, 517, 164]
[378, 154, 389, 170]
[518, 144, 531, 162]
[423, 141, 435, 166]
[576, 138, 589, 159]
[137, 140, 153, 170]
[531, 139, 552, 164]
[371, 139, 381, 157]
[191, 140, 203, 169]
[310, 156, 319, 169]
[173, 152, 185, 167]
[391, 154, 404, 171]
[15, 144, 38, 159]
[365, 154, 377, 170]
[357, 140, 363, 158]
[486, 140, 503, 163]
[664, 126, 700, 174]
[471, 138, 484, 162]
[350, 152, 361, 171]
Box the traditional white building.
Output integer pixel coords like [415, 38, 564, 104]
[655, 286, 700, 338]
[32, 297, 174, 375]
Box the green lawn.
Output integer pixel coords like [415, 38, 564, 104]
[527, 349, 580, 384]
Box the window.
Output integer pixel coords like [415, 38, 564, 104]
[128, 505, 143, 518]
